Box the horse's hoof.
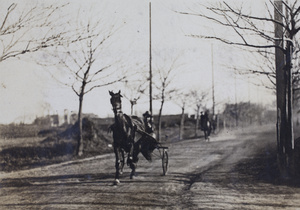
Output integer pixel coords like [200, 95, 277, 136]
[130, 172, 136, 179]
[113, 179, 120, 185]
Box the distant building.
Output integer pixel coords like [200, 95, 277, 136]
[51, 115, 59, 127]
[64, 109, 69, 124]
[33, 110, 100, 127]
[33, 115, 59, 127]
[69, 112, 99, 125]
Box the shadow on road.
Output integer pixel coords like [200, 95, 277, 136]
[0, 173, 115, 188]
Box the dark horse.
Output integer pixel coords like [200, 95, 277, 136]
[201, 113, 212, 141]
[109, 90, 156, 184]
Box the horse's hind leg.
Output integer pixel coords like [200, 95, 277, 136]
[120, 149, 125, 175]
[129, 162, 136, 179]
[128, 151, 137, 179]
[128, 130, 139, 179]
[114, 147, 122, 184]
[129, 142, 140, 179]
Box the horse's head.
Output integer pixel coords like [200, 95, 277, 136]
[109, 90, 123, 113]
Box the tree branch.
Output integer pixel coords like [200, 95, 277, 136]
[188, 34, 285, 51]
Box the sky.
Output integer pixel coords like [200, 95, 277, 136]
[0, 0, 276, 124]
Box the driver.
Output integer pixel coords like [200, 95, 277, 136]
[143, 111, 156, 138]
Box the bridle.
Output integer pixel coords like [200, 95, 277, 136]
[110, 94, 123, 115]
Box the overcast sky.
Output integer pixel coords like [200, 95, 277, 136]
[0, 0, 275, 124]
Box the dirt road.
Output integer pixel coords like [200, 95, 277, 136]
[1, 125, 300, 209]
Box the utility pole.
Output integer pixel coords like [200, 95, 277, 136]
[149, 2, 153, 116]
[284, 2, 294, 152]
[211, 44, 215, 116]
[274, 0, 295, 177]
[234, 72, 238, 127]
[211, 44, 218, 133]
[274, 0, 285, 157]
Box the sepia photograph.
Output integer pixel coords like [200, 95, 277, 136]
[0, 0, 300, 209]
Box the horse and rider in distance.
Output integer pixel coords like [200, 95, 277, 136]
[108, 90, 168, 185]
[200, 110, 213, 141]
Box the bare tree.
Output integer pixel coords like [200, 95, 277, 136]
[178, 1, 300, 174]
[227, 48, 277, 90]
[174, 91, 190, 140]
[123, 77, 148, 115]
[0, 2, 72, 63]
[43, 19, 125, 156]
[153, 57, 181, 141]
[178, 1, 300, 87]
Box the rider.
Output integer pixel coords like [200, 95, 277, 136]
[204, 110, 209, 122]
[143, 111, 156, 138]
[200, 111, 205, 130]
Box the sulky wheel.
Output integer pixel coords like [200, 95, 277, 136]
[162, 149, 168, 176]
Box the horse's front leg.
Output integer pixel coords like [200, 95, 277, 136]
[114, 146, 122, 185]
[204, 130, 208, 140]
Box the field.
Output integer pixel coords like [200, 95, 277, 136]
[0, 116, 197, 172]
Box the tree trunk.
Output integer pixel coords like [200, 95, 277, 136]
[274, 0, 290, 177]
[195, 106, 200, 137]
[157, 99, 164, 141]
[216, 114, 219, 133]
[77, 79, 86, 157]
[131, 103, 133, 115]
[179, 107, 185, 140]
[77, 94, 84, 156]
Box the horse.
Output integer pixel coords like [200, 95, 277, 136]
[109, 90, 156, 184]
[211, 114, 217, 134]
[201, 115, 212, 141]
